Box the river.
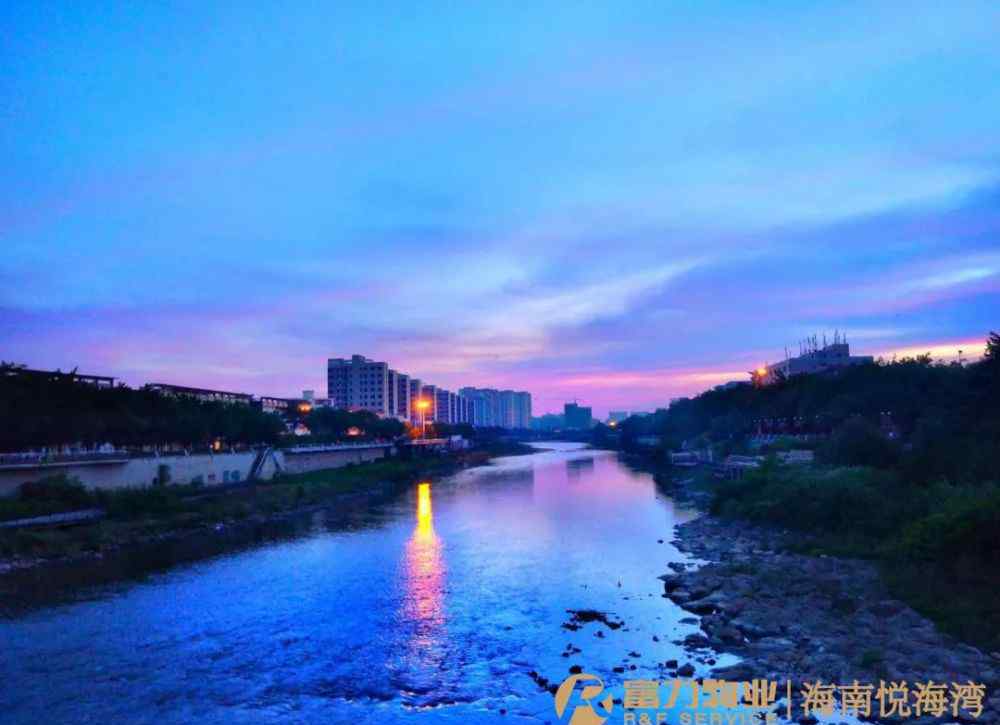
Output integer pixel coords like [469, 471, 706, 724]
[0, 443, 733, 724]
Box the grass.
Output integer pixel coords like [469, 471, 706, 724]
[707, 459, 1000, 650]
[0, 453, 467, 560]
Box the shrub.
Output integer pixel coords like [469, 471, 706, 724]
[895, 486, 1000, 565]
[18, 474, 94, 507]
[818, 418, 899, 469]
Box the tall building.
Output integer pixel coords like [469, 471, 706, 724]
[460, 387, 498, 426]
[498, 390, 514, 428]
[564, 402, 593, 430]
[435, 388, 452, 424]
[420, 384, 438, 422]
[458, 387, 531, 429]
[408, 378, 424, 425]
[394, 372, 411, 420]
[607, 411, 629, 424]
[514, 391, 532, 429]
[327, 355, 391, 416]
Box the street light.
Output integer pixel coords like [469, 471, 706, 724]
[415, 398, 430, 438]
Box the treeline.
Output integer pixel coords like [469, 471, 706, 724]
[615, 332, 1000, 486]
[300, 407, 406, 442]
[0, 369, 285, 450]
[610, 333, 1000, 648]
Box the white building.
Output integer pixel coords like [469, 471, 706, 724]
[327, 355, 391, 416]
[458, 387, 531, 429]
[754, 336, 874, 386]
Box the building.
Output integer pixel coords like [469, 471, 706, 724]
[408, 378, 425, 425]
[458, 387, 531, 429]
[3, 365, 115, 389]
[394, 371, 411, 421]
[257, 396, 312, 417]
[385, 369, 411, 422]
[564, 402, 593, 430]
[259, 396, 294, 416]
[435, 388, 453, 424]
[753, 334, 874, 386]
[607, 410, 629, 425]
[514, 391, 532, 429]
[531, 413, 564, 431]
[327, 355, 391, 416]
[459, 387, 497, 426]
[419, 384, 438, 422]
[146, 383, 253, 406]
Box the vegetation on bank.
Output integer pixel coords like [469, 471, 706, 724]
[614, 332, 1000, 486]
[0, 366, 286, 450]
[709, 462, 1000, 649]
[0, 435, 536, 562]
[612, 332, 1000, 649]
[0, 366, 537, 453]
[0, 453, 463, 560]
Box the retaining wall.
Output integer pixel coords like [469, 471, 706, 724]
[0, 445, 392, 497]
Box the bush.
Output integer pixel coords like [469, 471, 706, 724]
[711, 463, 930, 546]
[895, 486, 1000, 565]
[18, 474, 94, 507]
[818, 418, 899, 469]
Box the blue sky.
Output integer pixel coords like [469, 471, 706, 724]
[2, 1, 999, 415]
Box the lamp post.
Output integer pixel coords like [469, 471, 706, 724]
[415, 399, 430, 438]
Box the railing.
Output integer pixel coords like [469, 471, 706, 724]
[282, 441, 396, 454]
[0, 451, 130, 467]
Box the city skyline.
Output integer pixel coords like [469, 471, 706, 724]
[3, 3, 999, 416]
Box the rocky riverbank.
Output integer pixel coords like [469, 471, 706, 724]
[665, 513, 1000, 723]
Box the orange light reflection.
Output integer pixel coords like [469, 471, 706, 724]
[402, 482, 445, 634]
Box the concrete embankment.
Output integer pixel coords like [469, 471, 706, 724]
[0, 444, 393, 496]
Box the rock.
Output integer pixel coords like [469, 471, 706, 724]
[684, 597, 716, 615]
[711, 663, 755, 680]
[683, 633, 711, 648]
[719, 626, 743, 644]
[670, 589, 692, 603]
[677, 663, 695, 677]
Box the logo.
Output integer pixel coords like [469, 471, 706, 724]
[554, 673, 615, 725]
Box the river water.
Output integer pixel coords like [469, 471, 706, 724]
[0, 443, 734, 724]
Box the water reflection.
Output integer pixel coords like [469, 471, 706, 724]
[566, 456, 595, 480]
[0, 444, 714, 725]
[402, 482, 445, 633]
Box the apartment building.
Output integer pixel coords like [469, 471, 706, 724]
[458, 387, 532, 429]
[327, 355, 391, 416]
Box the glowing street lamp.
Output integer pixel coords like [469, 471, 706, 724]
[414, 398, 430, 438]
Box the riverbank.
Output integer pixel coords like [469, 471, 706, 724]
[658, 468, 1000, 722]
[0, 445, 527, 577]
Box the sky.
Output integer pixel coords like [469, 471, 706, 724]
[2, 2, 999, 416]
